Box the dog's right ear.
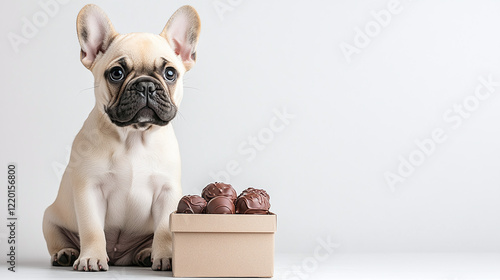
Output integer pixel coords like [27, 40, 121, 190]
[77, 4, 117, 69]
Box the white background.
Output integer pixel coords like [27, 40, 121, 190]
[1, 0, 500, 273]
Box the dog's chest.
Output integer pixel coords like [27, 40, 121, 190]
[99, 144, 172, 232]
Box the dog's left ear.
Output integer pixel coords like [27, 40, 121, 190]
[160, 5, 201, 71]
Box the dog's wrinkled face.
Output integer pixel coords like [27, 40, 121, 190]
[76, 5, 200, 130]
[97, 34, 182, 129]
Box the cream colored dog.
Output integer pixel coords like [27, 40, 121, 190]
[42, 4, 200, 271]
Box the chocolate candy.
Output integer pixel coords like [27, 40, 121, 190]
[235, 192, 271, 214]
[177, 195, 207, 214]
[202, 182, 237, 202]
[206, 196, 235, 214]
[238, 187, 270, 200]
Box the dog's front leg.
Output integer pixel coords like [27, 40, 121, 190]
[72, 180, 109, 271]
[151, 185, 180, 271]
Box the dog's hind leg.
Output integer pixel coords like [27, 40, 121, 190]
[43, 204, 80, 266]
[132, 234, 154, 267]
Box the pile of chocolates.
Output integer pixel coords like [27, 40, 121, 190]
[177, 182, 271, 215]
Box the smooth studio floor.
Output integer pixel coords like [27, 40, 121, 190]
[1, 253, 500, 279]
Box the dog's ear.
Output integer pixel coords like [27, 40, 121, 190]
[76, 4, 117, 69]
[160, 5, 201, 71]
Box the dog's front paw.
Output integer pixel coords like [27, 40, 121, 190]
[151, 255, 172, 270]
[52, 248, 79, 266]
[73, 254, 109, 271]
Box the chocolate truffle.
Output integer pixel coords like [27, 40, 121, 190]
[177, 195, 207, 214]
[235, 192, 271, 214]
[202, 182, 237, 202]
[238, 187, 270, 200]
[206, 196, 235, 214]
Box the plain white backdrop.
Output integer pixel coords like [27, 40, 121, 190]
[1, 0, 500, 274]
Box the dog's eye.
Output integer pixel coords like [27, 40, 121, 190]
[164, 67, 177, 82]
[109, 67, 125, 82]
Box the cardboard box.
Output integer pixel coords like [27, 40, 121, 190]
[170, 212, 277, 278]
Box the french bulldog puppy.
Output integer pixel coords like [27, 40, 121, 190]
[42, 4, 200, 271]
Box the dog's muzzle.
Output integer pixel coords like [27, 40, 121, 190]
[106, 77, 177, 127]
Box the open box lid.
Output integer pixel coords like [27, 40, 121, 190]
[170, 212, 277, 233]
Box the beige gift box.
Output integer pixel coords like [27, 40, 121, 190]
[170, 212, 277, 278]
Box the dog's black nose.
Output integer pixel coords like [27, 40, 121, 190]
[135, 81, 156, 97]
